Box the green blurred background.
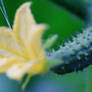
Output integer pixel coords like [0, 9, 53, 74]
[0, 0, 92, 92]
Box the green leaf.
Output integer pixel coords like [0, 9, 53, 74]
[50, 0, 87, 19]
[85, 66, 92, 92]
[25, 71, 86, 92]
[0, 74, 22, 92]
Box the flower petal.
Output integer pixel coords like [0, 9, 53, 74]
[6, 61, 35, 80]
[0, 48, 18, 57]
[28, 61, 44, 75]
[13, 2, 36, 46]
[0, 27, 24, 57]
[27, 24, 46, 60]
[0, 57, 24, 73]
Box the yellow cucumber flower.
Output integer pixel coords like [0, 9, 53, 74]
[0, 2, 47, 80]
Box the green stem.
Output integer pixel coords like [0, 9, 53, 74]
[22, 74, 32, 90]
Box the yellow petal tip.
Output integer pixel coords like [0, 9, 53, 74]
[19, 2, 31, 10]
